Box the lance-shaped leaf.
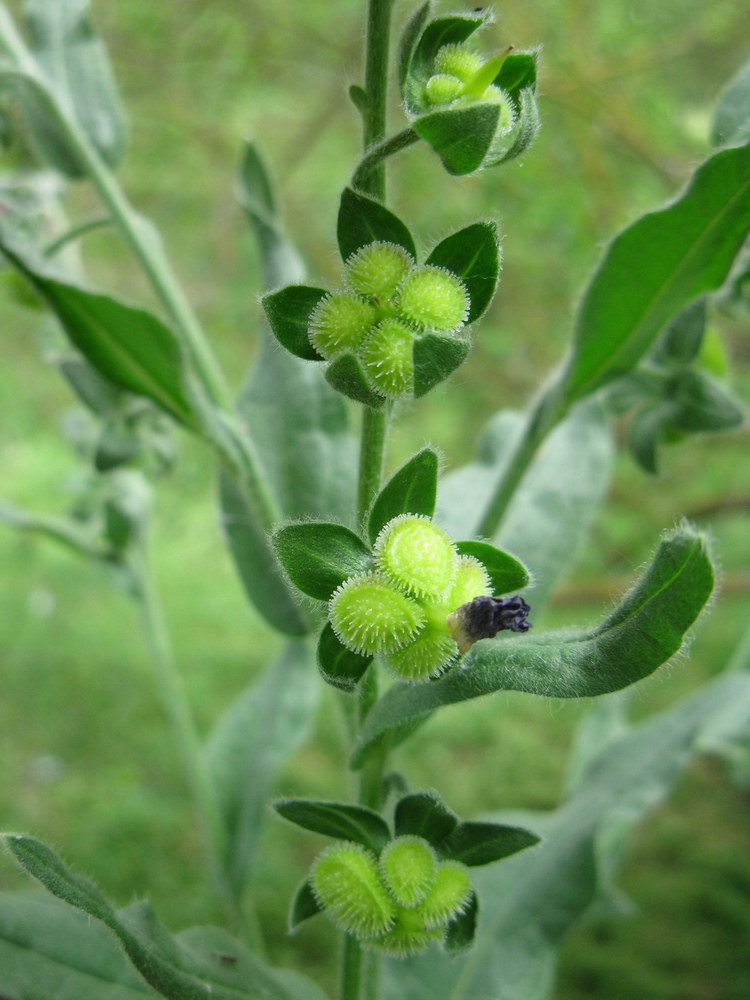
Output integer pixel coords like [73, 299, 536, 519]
[318, 623, 372, 691]
[1, 837, 327, 1000]
[204, 640, 319, 891]
[438, 821, 540, 867]
[273, 799, 391, 854]
[378, 669, 750, 1000]
[0, 234, 198, 428]
[288, 879, 323, 931]
[394, 791, 459, 844]
[17, 0, 126, 175]
[426, 221, 501, 323]
[454, 540, 530, 595]
[352, 524, 714, 767]
[325, 352, 386, 407]
[337, 187, 416, 261]
[273, 522, 371, 602]
[413, 332, 471, 397]
[368, 448, 439, 545]
[711, 56, 750, 147]
[561, 141, 750, 404]
[262, 285, 326, 361]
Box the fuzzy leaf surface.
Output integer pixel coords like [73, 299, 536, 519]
[262, 285, 326, 361]
[337, 187, 416, 260]
[205, 640, 319, 891]
[273, 522, 371, 601]
[425, 221, 501, 323]
[394, 792, 459, 844]
[438, 822, 540, 867]
[273, 799, 390, 854]
[352, 525, 714, 767]
[414, 103, 501, 175]
[454, 540, 530, 595]
[379, 669, 750, 1000]
[368, 448, 439, 545]
[317, 623, 372, 691]
[711, 57, 750, 147]
[562, 141, 750, 403]
[325, 352, 385, 407]
[413, 333, 470, 396]
[288, 880, 322, 931]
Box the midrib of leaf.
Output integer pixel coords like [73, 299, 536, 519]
[569, 152, 750, 401]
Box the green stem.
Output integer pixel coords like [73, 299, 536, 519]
[44, 216, 112, 258]
[129, 550, 254, 942]
[361, 0, 395, 200]
[352, 127, 419, 193]
[339, 934, 364, 1000]
[357, 404, 390, 526]
[476, 381, 567, 538]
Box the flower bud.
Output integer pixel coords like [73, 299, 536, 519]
[375, 514, 457, 600]
[346, 242, 414, 301]
[380, 836, 437, 907]
[386, 627, 457, 683]
[397, 266, 469, 333]
[415, 860, 472, 928]
[361, 318, 415, 398]
[309, 292, 376, 359]
[329, 572, 426, 655]
[433, 44, 484, 82]
[311, 843, 396, 939]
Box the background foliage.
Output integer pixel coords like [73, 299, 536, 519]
[0, 0, 748, 997]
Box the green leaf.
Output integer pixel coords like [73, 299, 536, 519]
[444, 890, 478, 955]
[317, 623, 372, 691]
[454, 540, 529, 595]
[368, 448, 439, 545]
[398, 1, 431, 92]
[219, 472, 308, 636]
[438, 822, 540, 867]
[58, 355, 124, 415]
[379, 669, 750, 1000]
[0, 233, 198, 428]
[325, 352, 386, 407]
[1, 839, 325, 1000]
[288, 879, 322, 931]
[438, 400, 613, 611]
[413, 103, 501, 176]
[0, 891, 150, 999]
[668, 368, 744, 432]
[352, 524, 714, 767]
[394, 791, 459, 844]
[562, 142, 750, 404]
[20, 0, 126, 175]
[408, 11, 488, 89]
[628, 404, 666, 475]
[413, 333, 471, 397]
[484, 87, 540, 167]
[494, 50, 539, 104]
[337, 187, 416, 261]
[273, 799, 391, 854]
[205, 640, 319, 891]
[711, 57, 750, 147]
[261, 285, 326, 361]
[273, 522, 372, 602]
[426, 221, 501, 323]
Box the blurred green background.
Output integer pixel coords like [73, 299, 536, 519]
[1, 0, 749, 997]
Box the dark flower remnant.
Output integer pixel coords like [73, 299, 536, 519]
[447, 595, 531, 654]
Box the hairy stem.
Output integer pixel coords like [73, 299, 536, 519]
[352, 127, 419, 192]
[340, 933, 365, 1000]
[43, 216, 112, 258]
[357, 405, 390, 526]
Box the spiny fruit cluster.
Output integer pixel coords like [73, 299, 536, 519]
[310, 836, 472, 956]
[309, 241, 470, 398]
[421, 43, 514, 123]
[329, 514, 491, 682]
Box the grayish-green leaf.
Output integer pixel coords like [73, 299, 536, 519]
[711, 57, 750, 147]
[352, 524, 714, 767]
[562, 142, 750, 403]
[379, 669, 750, 1000]
[0, 232, 197, 428]
[437, 400, 613, 610]
[0, 891, 149, 999]
[205, 640, 319, 891]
